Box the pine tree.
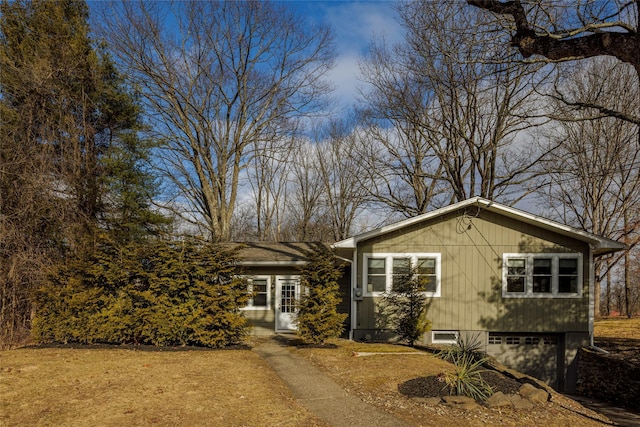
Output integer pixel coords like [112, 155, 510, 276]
[1, 0, 167, 346]
[381, 262, 432, 346]
[295, 246, 347, 345]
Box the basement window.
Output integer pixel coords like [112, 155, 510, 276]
[432, 331, 459, 344]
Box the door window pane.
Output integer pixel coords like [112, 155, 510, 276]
[280, 283, 296, 313]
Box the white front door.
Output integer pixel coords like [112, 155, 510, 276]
[275, 276, 300, 331]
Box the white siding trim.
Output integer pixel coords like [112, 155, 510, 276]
[362, 253, 441, 297]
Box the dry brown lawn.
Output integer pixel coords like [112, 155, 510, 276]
[0, 345, 326, 427]
[4, 318, 637, 427]
[594, 316, 640, 340]
[291, 340, 611, 427]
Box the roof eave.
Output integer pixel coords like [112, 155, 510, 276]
[335, 197, 625, 254]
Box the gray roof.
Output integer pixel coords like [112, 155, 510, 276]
[231, 242, 328, 266]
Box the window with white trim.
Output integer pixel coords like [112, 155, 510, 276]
[432, 331, 458, 344]
[243, 276, 271, 309]
[502, 253, 582, 298]
[363, 253, 441, 297]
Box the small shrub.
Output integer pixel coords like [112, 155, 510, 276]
[381, 261, 432, 345]
[438, 332, 484, 363]
[436, 332, 493, 400]
[441, 352, 493, 401]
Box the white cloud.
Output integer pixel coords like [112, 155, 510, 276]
[293, 1, 404, 110]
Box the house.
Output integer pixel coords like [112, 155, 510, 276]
[236, 242, 351, 335]
[238, 197, 624, 392]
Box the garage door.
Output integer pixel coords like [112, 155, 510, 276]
[486, 333, 562, 390]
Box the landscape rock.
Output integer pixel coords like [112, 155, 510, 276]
[519, 383, 549, 404]
[507, 394, 534, 410]
[484, 391, 512, 408]
[442, 395, 481, 410]
[413, 397, 442, 406]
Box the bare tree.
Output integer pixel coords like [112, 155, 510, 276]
[358, 0, 548, 216]
[98, 1, 335, 241]
[315, 117, 370, 241]
[247, 134, 296, 241]
[286, 143, 330, 241]
[541, 58, 640, 316]
[468, 0, 640, 127]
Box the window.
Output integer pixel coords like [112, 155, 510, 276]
[532, 258, 552, 293]
[506, 336, 520, 345]
[243, 276, 270, 309]
[363, 253, 441, 296]
[506, 258, 526, 293]
[417, 257, 438, 293]
[392, 258, 410, 287]
[558, 259, 579, 293]
[488, 335, 502, 345]
[367, 258, 387, 293]
[488, 333, 558, 346]
[432, 331, 458, 344]
[502, 253, 582, 298]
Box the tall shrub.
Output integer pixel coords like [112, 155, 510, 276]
[295, 246, 347, 345]
[33, 237, 250, 347]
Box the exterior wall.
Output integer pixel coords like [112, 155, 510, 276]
[241, 265, 351, 336]
[353, 209, 590, 335]
[241, 266, 298, 335]
[337, 265, 352, 337]
[565, 332, 590, 393]
[351, 207, 592, 391]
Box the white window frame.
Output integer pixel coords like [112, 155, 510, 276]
[363, 253, 441, 297]
[502, 253, 582, 298]
[242, 276, 271, 310]
[432, 331, 459, 344]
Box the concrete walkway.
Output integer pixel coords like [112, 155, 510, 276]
[567, 394, 640, 427]
[253, 336, 410, 427]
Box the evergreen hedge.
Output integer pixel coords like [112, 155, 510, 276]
[295, 246, 347, 344]
[33, 237, 250, 347]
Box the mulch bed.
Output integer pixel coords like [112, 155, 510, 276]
[398, 369, 522, 399]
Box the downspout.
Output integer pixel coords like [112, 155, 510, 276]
[588, 244, 595, 347]
[588, 244, 609, 354]
[350, 249, 357, 341]
[331, 250, 356, 341]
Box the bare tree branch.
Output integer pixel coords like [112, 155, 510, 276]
[468, 1, 640, 68]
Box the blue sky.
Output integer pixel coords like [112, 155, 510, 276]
[286, 1, 404, 110]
